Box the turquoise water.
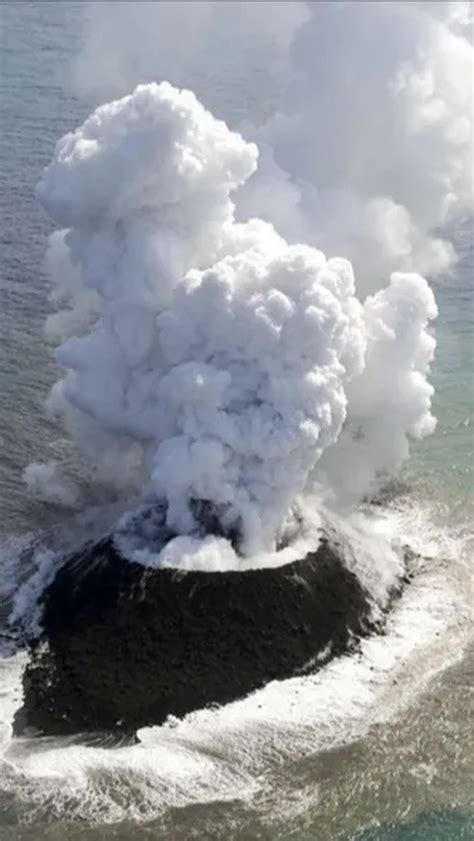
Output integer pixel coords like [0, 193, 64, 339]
[0, 3, 472, 839]
[411, 230, 474, 509]
[352, 810, 473, 840]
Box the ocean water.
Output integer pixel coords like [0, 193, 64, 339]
[0, 3, 473, 839]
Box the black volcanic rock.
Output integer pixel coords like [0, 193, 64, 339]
[16, 533, 379, 736]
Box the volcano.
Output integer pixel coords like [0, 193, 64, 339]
[14, 513, 392, 736]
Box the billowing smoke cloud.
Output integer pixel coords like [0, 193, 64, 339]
[317, 272, 438, 504]
[36, 82, 437, 557]
[74, 1, 473, 291]
[242, 1, 473, 291]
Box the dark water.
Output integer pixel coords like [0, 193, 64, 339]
[0, 3, 472, 839]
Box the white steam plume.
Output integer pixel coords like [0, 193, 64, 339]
[317, 272, 438, 504]
[35, 82, 437, 557]
[241, 1, 473, 291]
[74, 1, 473, 292]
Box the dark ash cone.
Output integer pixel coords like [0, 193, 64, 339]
[16, 534, 379, 736]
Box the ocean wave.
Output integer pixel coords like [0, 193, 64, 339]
[0, 494, 471, 827]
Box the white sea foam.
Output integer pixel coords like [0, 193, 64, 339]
[0, 534, 36, 602]
[0, 498, 470, 825]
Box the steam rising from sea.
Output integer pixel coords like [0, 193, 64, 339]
[76, 1, 473, 289]
[21, 0, 472, 573]
[23, 81, 438, 569]
[0, 2, 472, 832]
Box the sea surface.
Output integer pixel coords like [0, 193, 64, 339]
[0, 4, 472, 839]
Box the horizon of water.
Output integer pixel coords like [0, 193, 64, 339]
[0, 4, 472, 840]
